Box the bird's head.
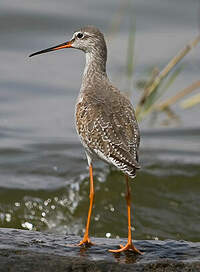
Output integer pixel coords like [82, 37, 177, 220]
[29, 26, 107, 57]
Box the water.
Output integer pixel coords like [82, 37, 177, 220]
[0, 0, 200, 243]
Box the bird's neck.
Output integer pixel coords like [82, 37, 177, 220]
[81, 50, 107, 89]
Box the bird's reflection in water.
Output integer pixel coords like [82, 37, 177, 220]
[78, 244, 143, 264]
[79, 247, 87, 256]
[79, 244, 93, 257]
[113, 250, 142, 264]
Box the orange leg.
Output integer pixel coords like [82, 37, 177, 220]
[79, 164, 94, 247]
[109, 175, 141, 254]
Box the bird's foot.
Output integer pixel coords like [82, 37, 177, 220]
[78, 236, 94, 247]
[109, 241, 142, 254]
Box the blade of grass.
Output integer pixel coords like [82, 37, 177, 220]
[163, 107, 180, 123]
[181, 93, 200, 109]
[155, 64, 184, 100]
[137, 65, 184, 120]
[156, 80, 200, 111]
[125, 13, 136, 95]
[146, 35, 200, 96]
[136, 35, 200, 116]
[135, 68, 159, 116]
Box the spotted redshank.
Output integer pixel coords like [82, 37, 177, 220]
[29, 26, 141, 254]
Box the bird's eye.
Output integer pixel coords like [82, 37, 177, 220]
[77, 33, 84, 39]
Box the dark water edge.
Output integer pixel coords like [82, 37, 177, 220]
[0, 228, 200, 272]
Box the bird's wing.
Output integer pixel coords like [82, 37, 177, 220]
[76, 89, 140, 174]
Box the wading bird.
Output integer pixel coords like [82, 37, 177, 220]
[29, 26, 141, 253]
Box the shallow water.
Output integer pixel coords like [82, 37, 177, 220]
[0, 0, 200, 242]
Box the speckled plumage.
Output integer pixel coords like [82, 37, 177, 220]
[75, 26, 140, 178]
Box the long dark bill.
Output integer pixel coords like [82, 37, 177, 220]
[29, 40, 73, 58]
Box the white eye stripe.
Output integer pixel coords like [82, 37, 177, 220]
[83, 32, 90, 36]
